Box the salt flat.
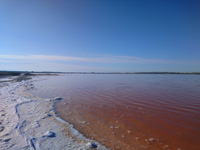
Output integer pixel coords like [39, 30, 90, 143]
[0, 77, 107, 150]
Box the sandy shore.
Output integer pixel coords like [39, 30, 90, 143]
[0, 77, 107, 150]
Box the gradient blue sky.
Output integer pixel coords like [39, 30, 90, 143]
[0, 0, 200, 72]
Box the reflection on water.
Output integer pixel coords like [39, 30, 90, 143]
[30, 74, 200, 150]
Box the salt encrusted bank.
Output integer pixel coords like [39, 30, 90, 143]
[0, 77, 107, 150]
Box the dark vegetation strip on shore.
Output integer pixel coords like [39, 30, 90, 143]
[0, 71, 60, 76]
[0, 71, 21, 76]
[0, 71, 58, 82]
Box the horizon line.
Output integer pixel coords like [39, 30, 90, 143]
[1, 70, 200, 74]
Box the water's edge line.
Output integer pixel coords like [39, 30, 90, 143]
[27, 76, 108, 149]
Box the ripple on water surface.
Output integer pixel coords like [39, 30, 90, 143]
[29, 74, 200, 150]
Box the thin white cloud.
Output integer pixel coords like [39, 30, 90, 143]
[0, 54, 198, 64]
[0, 54, 115, 63]
[1, 54, 200, 72]
[0, 59, 102, 72]
[0, 60, 11, 63]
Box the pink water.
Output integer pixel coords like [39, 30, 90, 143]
[30, 74, 200, 150]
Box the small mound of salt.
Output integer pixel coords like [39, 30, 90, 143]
[44, 131, 56, 137]
[47, 114, 52, 117]
[86, 142, 98, 149]
[127, 130, 131, 133]
[149, 137, 154, 142]
[163, 145, 169, 148]
[54, 97, 62, 101]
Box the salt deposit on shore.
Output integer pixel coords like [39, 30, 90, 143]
[0, 77, 107, 150]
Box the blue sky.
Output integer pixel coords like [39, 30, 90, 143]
[0, 0, 200, 72]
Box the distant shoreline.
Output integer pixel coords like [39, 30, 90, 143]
[62, 72, 200, 75]
[1, 71, 200, 75]
[0, 71, 58, 83]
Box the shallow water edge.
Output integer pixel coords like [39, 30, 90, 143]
[0, 76, 107, 150]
